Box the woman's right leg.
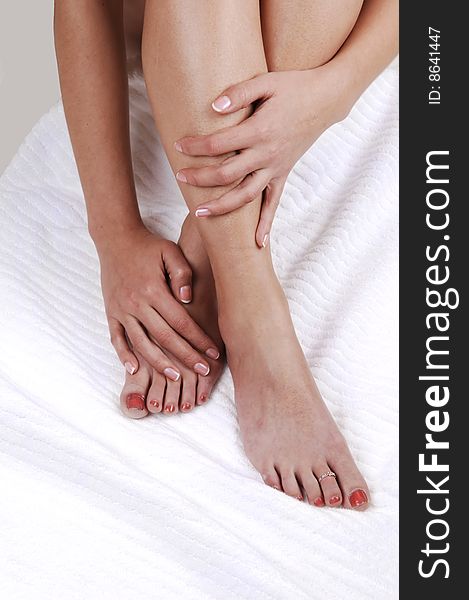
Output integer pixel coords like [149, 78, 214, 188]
[142, 0, 369, 508]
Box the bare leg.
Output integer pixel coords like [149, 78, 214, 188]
[141, 0, 369, 509]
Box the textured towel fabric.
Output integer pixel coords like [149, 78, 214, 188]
[0, 64, 398, 600]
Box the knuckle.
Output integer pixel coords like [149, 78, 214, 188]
[131, 334, 146, 352]
[206, 137, 220, 155]
[172, 315, 191, 335]
[156, 328, 173, 347]
[174, 266, 191, 280]
[217, 167, 232, 186]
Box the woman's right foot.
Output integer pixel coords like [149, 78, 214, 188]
[218, 262, 370, 510]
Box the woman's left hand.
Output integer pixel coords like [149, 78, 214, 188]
[174, 67, 351, 247]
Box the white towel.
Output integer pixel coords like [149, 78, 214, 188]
[0, 65, 398, 600]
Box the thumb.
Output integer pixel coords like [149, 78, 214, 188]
[256, 178, 286, 248]
[212, 73, 274, 114]
[162, 242, 193, 304]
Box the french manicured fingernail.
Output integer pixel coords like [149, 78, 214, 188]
[181, 403, 192, 411]
[176, 171, 187, 183]
[194, 362, 210, 376]
[212, 95, 231, 112]
[349, 489, 368, 508]
[206, 347, 220, 360]
[314, 497, 325, 507]
[164, 367, 181, 382]
[199, 394, 207, 404]
[174, 141, 183, 152]
[179, 285, 192, 303]
[195, 208, 211, 217]
[124, 361, 137, 375]
[262, 233, 269, 248]
[330, 495, 341, 505]
[126, 393, 145, 411]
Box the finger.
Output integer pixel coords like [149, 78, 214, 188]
[175, 120, 257, 157]
[162, 242, 193, 304]
[124, 317, 181, 381]
[211, 73, 274, 113]
[255, 177, 286, 248]
[141, 305, 211, 376]
[194, 170, 270, 217]
[156, 291, 221, 360]
[176, 150, 260, 188]
[108, 318, 139, 375]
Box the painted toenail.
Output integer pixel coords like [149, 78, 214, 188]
[181, 403, 192, 411]
[272, 485, 280, 490]
[206, 347, 220, 360]
[194, 362, 210, 376]
[149, 400, 160, 408]
[296, 496, 303, 501]
[165, 405, 175, 413]
[314, 497, 325, 507]
[199, 394, 207, 403]
[126, 393, 145, 411]
[330, 495, 341, 505]
[349, 489, 368, 508]
[163, 367, 181, 382]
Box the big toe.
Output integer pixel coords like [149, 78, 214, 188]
[120, 359, 151, 419]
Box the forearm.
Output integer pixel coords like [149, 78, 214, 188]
[54, 0, 143, 247]
[332, 0, 399, 112]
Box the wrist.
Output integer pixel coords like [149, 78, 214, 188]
[90, 216, 148, 255]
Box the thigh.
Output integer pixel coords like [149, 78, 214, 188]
[260, 0, 363, 71]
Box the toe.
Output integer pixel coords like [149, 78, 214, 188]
[196, 360, 223, 406]
[180, 372, 197, 412]
[314, 465, 342, 507]
[163, 378, 181, 414]
[330, 454, 370, 511]
[280, 469, 303, 502]
[299, 470, 324, 507]
[147, 371, 166, 414]
[261, 467, 282, 492]
[120, 359, 151, 420]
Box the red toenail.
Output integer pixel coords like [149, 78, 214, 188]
[182, 403, 192, 411]
[149, 400, 159, 408]
[165, 405, 175, 413]
[314, 497, 325, 507]
[349, 489, 368, 508]
[272, 485, 280, 490]
[296, 496, 303, 501]
[126, 393, 145, 411]
[330, 495, 341, 505]
[199, 394, 207, 403]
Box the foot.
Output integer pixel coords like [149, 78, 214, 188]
[120, 216, 224, 417]
[219, 269, 370, 510]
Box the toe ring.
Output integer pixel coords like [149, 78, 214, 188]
[317, 471, 337, 483]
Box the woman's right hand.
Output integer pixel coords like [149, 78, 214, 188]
[96, 224, 220, 379]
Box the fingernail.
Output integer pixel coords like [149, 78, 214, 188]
[174, 141, 183, 152]
[349, 489, 368, 508]
[212, 95, 231, 112]
[195, 208, 211, 217]
[313, 497, 325, 507]
[176, 171, 187, 183]
[206, 347, 220, 360]
[124, 361, 137, 375]
[179, 285, 192, 303]
[262, 233, 269, 248]
[330, 495, 341, 505]
[194, 362, 210, 376]
[164, 367, 181, 382]
[199, 394, 207, 404]
[126, 393, 145, 411]
[181, 403, 192, 411]
[165, 405, 175, 413]
[149, 399, 160, 409]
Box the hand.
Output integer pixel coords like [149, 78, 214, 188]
[174, 67, 350, 247]
[96, 224, 220, 378]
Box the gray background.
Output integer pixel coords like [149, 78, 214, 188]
[0, 2, 60, 174]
